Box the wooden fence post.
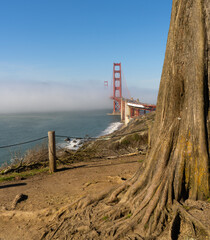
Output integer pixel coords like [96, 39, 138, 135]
[48, 131, 56, 173]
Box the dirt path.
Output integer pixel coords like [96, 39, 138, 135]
[0, 155, 143, 240]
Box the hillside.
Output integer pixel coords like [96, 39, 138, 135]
[60, 112, 155, 162]
[0, 111, 209, 240]
[0, 113, 155, 240]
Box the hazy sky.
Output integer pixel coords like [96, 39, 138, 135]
[0, 0, 172, 113]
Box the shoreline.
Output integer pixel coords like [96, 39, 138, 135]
[0, 110, 121, 167]
[0, 111, 155, 179]
[0, 120, 125, 175]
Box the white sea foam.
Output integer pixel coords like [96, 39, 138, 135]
[0, 110, 121, 166]
[62, 122, 123, 151]
[58, 138, 84, 151]
[64, 138, 83, 151]
[99, 122, 123, 136]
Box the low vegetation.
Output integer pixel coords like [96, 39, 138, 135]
[0, 143, 48, 176]
[0, 112, 155, 181]
[0, 168, 48, 182]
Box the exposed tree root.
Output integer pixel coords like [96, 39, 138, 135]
[39, 158, 209, 240]
[40, 192, 210, 240]
[40, 0, 210, 238]
[41, 121, 209, 239]
[40, 118, 209, 239]
[170, 200, 210, 238]
[0, 208, 53, 222]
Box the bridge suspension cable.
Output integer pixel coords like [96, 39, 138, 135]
[122, 70, 131, 99]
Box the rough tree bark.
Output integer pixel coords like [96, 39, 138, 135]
[42, 0, 209, 239]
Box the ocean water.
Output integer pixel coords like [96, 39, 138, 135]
[0, 109, 121, 167]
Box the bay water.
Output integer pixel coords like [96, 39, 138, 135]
[0, 109, 121, 167]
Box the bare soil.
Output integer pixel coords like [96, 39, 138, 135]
[0, 155, 142, 240]
[0, 112, 209, 239]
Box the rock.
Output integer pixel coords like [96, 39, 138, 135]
[11, 193, 28, 210]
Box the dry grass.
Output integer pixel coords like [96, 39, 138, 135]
[0, 142, 49, 175]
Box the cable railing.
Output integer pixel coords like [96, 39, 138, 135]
[0, 128, 148, 173]
[0, 128, 147, 149]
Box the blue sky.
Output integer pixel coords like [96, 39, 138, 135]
[0, 0, 172, 112]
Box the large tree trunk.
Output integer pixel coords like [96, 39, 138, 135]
[42, 0, 209, 239]
[151, 0, 209, 201]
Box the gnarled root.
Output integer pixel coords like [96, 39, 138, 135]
[169, 200, 210, 240]
[41, 119, 209, 240]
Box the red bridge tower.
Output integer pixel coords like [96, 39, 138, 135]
[112, 63, 122, 114]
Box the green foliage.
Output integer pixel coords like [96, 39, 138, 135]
[126, 213, 132, 219]
[121, 138, 130, 146]
[120, 133, 142, 147]
[183, 205, 191, 211]
[138, 159, 144, 163]
[112, 142, 120, 150]
[144, 223, 149, 230]
[111, 133, 144, 151]
[0, 168, 48, 182]
[102, 216, 109, 221]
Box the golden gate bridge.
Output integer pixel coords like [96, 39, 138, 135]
[105, 63, 156, 124]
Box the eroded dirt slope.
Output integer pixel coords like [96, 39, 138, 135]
[0, 156, 142, 240]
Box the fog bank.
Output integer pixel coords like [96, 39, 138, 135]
[0, 81, 111, 113]
[0, 81, 158, 113]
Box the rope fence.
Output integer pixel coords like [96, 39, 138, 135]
[0, 136, 48, 149]
[55, 135, 98, 140]
[0, 135, 96, 149]
[0, 129, 147, 149]
[0, 128, 147, 173]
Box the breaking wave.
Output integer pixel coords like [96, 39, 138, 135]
[62, 122, 123, 151]
[99, 121, 123, 136]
